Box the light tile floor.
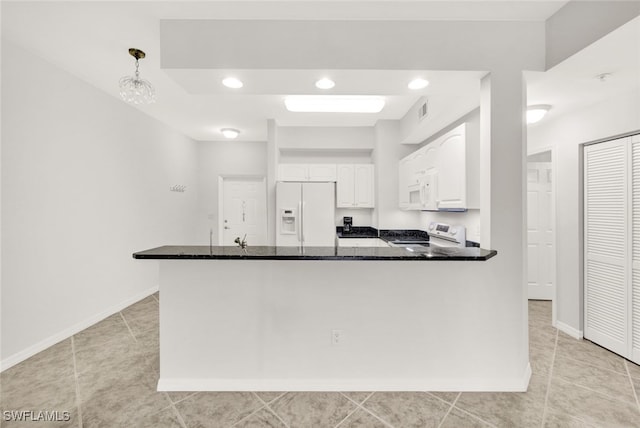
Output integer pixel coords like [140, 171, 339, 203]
[2, 296, 640, 427]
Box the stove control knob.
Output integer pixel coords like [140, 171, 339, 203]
[450, 228, 457, 234]
[428, 224, 435, 230]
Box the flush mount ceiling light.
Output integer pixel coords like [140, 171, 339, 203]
[284, 96, 385, 113]
[221, 128, 240, 139]
[119, 48, 156, 104]
[408, 78, 429, 90]
[526, 105, 551, 124]
[222, 77, 243, 89]
[315, 78, 335, 89]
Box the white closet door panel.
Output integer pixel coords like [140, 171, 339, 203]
[584, 139, 628, 356]
[632, 269, 640, 362]
[632, 138, 640, 362]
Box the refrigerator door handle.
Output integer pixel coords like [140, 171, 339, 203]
[297, 201, 303, 243]
[301, 201, 306, 243]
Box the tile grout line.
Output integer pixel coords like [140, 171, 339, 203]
[70, 337, 84, 428]
[119, 312, 138, 343]
[251, 392, 291, 428]
[169, 392, 198, 406]
[558, 353, 631, 378]
[624, 360, 640, 414]
[169, 402, 188, 428]
[333, 393, 366, 428]
[151, 292, 159, 303]
[228, 400, 267, 428]
[345, 392, 396, 428]
[450, 405, 498, 428]
[435, 392, 461, 428]
[553, 375, 638, 406]
[540, 327, 559, 427]
[449, 395, 499, 428]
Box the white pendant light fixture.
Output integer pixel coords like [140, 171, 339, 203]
[221, 128, 240, 139]
[315, 78, 335, 89]
[526, 105, 551, 124]
[284, 95, 385, 113]
[222, 77, 244, 89]
[119, 48, 156, 104]
[408, 78, 429, 90]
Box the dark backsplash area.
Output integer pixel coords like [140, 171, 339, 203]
[336, 226, 480, 247]
[336, 226, 378, 238]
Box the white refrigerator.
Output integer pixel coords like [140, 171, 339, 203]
[276, 182, 336, 246]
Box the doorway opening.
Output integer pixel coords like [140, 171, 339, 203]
[527, 149, 556, 322]
[218, 176, 267, 246]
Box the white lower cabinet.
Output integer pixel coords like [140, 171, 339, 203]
[336, 164, 375, 208]
[337, 238, 389, 247]
[584, 134, 640, 364]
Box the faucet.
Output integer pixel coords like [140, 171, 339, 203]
[234, 235, 247, 249]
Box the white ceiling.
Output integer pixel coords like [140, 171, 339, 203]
[526, 15, 640, 126]
[8, 0, 618, 144]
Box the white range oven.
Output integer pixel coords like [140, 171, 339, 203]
[427, 222, 466, 247]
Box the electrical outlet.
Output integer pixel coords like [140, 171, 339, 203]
[331, 329, 343, 345]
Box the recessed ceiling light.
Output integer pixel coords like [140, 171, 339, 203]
[315, 78, 335, 89]
[221, 128, 240, 139]
[222, 77, 243, 89]
[408, 78, 429, 90]
[284, 96, 385, 113]
[526, 105, 551, 124]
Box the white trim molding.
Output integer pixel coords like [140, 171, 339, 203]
[0, 286, 158, 372]
[555, 320, 583, 339]
[158, 364, 532, 392]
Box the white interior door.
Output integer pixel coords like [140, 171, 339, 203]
[631, 136, 640, 364]
[584, 139, 629, 356]
[527, 162, 554, 300]
[222, 177, 267, 245]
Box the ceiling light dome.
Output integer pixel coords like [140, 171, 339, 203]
[119, 48, 156, 104]
[221, 128, 240, 139]
[408, 78, 429, 90]
[526, 105, 551, 124]
[315, 78, 335, 89]
[222, 77, 243, 89]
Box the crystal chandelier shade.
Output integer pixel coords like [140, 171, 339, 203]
[119, 48, 156, 104]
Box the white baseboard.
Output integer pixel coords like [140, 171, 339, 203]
[555, 321, 583, 339]
[1, 286, 158, 372]
[158, 364, 532, 392]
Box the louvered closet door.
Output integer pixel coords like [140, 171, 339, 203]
[632, 135, 640, 364]
[584, 138, 629, 356]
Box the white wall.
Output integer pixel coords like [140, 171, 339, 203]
[1, 40, 199, 366]
[278, 126, 374, 152]
[277, 125, 376, 229]
[545, 1, 640, 68]
[528, 89, 640, 334]
[195, 141, 267, 244]
[372, 120, 421, 230]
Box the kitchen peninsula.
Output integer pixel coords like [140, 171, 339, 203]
[131, 245, 529, 393]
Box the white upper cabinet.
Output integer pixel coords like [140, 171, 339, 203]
[398, 123, 468, 211]
[336, 165, 355, 206]
[435, 125, 466, 210]
[337, 164, 375, 208]
[278, 164, 337, 182]
[398, 157, 412, 209]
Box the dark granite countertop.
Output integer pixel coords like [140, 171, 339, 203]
[336, 226, 378, 238]
[133, 245, 497, 261]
